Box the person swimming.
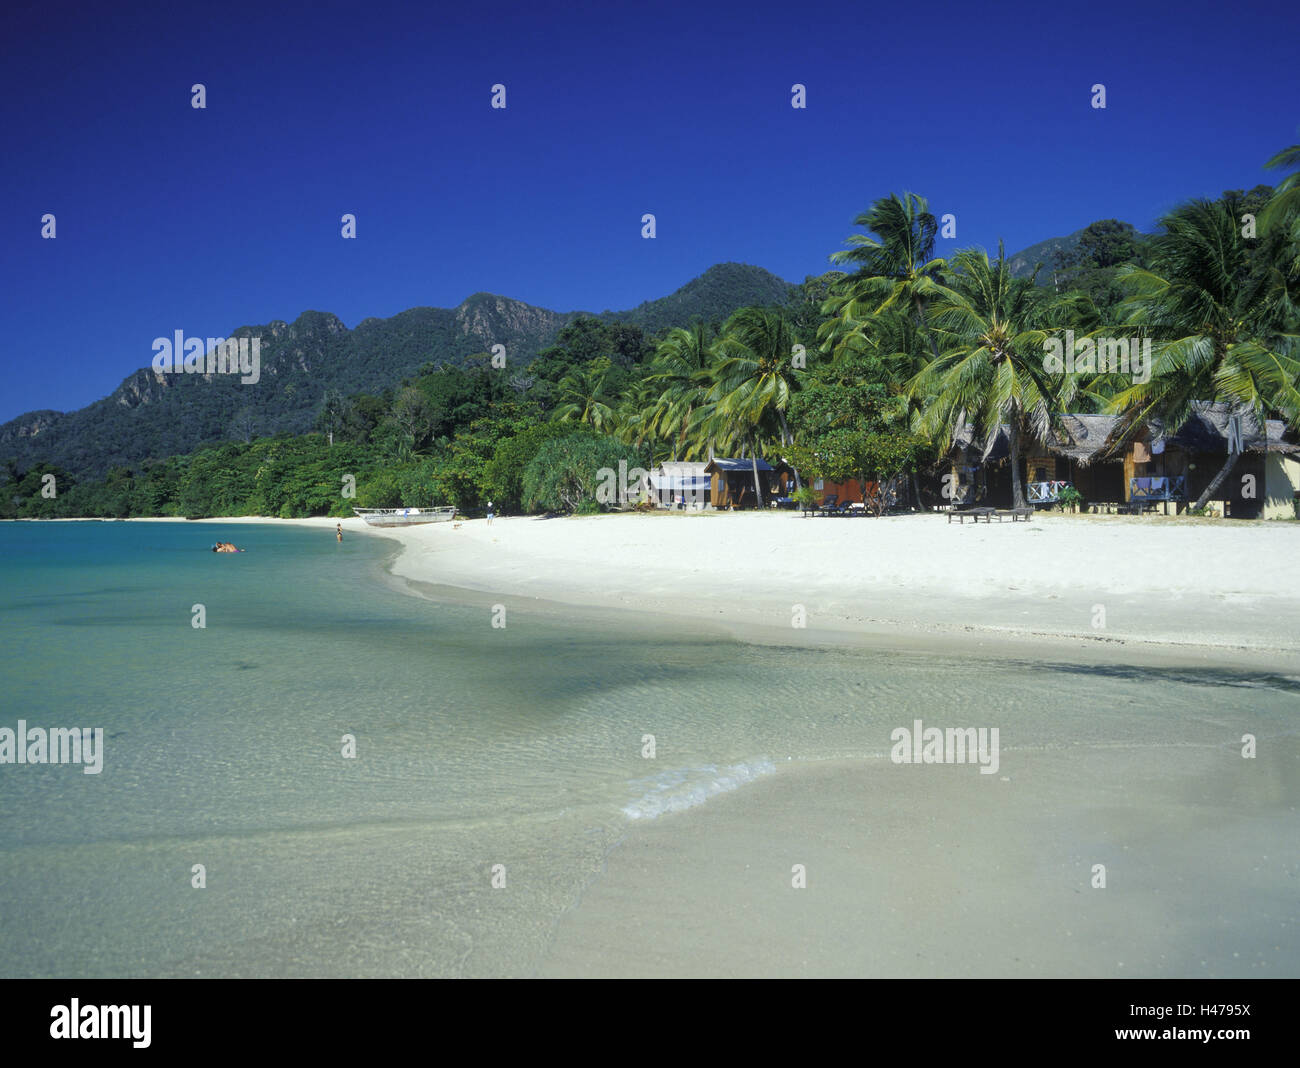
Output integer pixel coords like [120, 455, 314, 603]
[211, 542, 242, 553]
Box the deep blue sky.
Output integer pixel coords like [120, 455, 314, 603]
[2, 0, 1297, 421]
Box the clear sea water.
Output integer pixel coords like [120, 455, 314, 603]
[0, 521, 1296, 977]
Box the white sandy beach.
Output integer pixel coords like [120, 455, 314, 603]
[215, 510, 1300, 661]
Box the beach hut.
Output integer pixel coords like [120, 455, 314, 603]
[935, 416, 1127, 510]
[933, 404, 1299, 516]
[1046, 414, 1126, 507]
[649, 461, 712, 509]
[934, 419, 1013, 508]
[704, 457, 779, 509]
[1264, 450, 1300, 520]
[809, 478, 867, 505]
[1121, 403, 1300, 517]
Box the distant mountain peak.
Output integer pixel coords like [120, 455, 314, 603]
[1, 262, 798, 478]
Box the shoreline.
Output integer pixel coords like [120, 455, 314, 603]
[25, 512, 1300, 665]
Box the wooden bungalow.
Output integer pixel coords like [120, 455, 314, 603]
[809, 478, 872, 505]
[703, 457, 782, 509]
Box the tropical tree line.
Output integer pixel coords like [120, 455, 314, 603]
[6, 133, 1298, 519]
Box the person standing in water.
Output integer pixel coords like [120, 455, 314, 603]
[336, 523, 343, 542]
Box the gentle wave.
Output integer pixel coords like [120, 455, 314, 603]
[622, 758, 776, 821]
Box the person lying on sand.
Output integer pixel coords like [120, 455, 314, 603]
[211, 542, 243, 553]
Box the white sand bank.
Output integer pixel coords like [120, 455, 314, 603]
[287, 511, 1300, 657]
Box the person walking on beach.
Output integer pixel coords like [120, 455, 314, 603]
[336, 523, 343, 542]
[486, 500, 494, 526]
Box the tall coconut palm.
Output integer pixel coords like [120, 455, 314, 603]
[554, 357, 615, 431]
[825, 192, 948, 362]
[1110, 196, 1300, 508]
[644, 322, 716, 459]
[709, 307, 805, 500]
[908, 246, 1057, 509]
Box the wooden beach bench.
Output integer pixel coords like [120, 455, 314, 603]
[948, 506, 996, 524]
[803, 493, 838, 517]
[997, 507, 1033, 522]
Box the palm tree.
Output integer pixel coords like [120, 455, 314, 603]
[908, 246, 1057, 509]
[644, 323, 715, 459]
[825, 192, 948, 362]
[1110, 196, 1300, 508]
[1260, 133, 1300, 251]
[709, 307, 805, 501]
[614, 375, 666, 462]
[554, 358, 615, 431]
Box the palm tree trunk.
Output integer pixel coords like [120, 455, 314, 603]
[777, 411, 801, 490]
[910, 471, 922, 512]
[1008, 420, 1026, 509]
[1193, 449, 1239, 511]
[748, 439, 764, 514]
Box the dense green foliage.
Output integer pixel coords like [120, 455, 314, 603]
[787, 373, 930, 506]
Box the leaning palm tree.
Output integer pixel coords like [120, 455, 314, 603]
[1109, 196, 1300, 508]
[908, 246, 1057, 509]
[824, 191, 948, 362]
[709, 307, 805, 499]
[554, 358, 615, 431]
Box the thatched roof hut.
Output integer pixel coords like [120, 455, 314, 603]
[936, 403, 1298, 513]
[949, 404, 1296, 466]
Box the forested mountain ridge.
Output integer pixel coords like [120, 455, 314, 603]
[1005, 228, 1088, 280]
[603, 262, 799, 334]
[1, 263, 798, 479]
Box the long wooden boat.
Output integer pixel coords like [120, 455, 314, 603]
[352, 505, 457, 527]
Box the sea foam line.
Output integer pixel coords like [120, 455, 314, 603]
[622, 758, 776, 821]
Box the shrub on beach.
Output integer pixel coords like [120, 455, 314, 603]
[521, 431, 649, 514]
[482, 421, 581, 513]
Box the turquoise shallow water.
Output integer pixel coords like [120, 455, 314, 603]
[0, 521, 1296, 976]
